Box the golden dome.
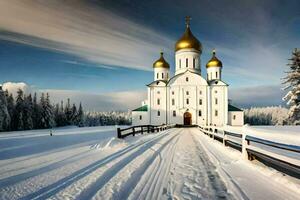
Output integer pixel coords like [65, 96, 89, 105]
[175, 17, 202, 52]
[206, 50, 223, 68]
[153, 52, 170, 68]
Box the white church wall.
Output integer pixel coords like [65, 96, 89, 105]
[132, 111, 149, 125]
[207, 66, 222, 80]
[228, 111, 244, 126]
[175, 49, 201, 75]
[149, 86, 167, 125]
[154, 68, 169, 81]
[210, 85, 227, 126]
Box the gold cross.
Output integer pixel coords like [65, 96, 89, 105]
[185, 16, 191, 27]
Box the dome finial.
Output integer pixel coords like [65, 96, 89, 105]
[185, 16, 191, 27]
[160, 50, 164, 57]
[212, 49, 216, 56]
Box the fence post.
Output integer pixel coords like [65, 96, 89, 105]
[141, 126, 143, 134]
[242, 132, 248, 160]
[117, 128, 121, 139]
[132, 127, 135, 136]
[223, 131, 227, 146]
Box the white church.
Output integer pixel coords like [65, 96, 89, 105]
[132, 17, 244, 127]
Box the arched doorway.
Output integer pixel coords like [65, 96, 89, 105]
[183, 112, 192, 125]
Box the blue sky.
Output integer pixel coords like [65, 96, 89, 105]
[0, 0, 299, 111]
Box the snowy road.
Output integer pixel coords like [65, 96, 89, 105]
[0, 127, 299, 199]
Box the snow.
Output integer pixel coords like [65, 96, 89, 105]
[0, 126, 299, 200]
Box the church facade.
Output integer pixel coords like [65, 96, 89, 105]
[132, 18, 244, 127]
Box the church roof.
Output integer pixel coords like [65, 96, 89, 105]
[132, 105, 148, 112]
[228, 104, 242, 111]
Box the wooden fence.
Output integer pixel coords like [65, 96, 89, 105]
[198, 125, 300, 179]
[117, 124, 174, 139]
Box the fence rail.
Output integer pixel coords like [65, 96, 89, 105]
[198, 125, 300, 179]
[117, 124, 174, 139]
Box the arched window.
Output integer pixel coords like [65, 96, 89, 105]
[173, 110, 176, 117]
[172, 91, 174, 95]
[172, 99, 175, 105]
[179, 59, 181, 68]
[186, 58, 188, 67]
[233, 115, 236, 120]
[186, 77, 189, 82]
[157, 98, 160, 105]
[139, 115, 142, 120]
[193, 58, 195, 68]
[186, 91, 189, 95]
[199, 99, 202, 105]
[158, 111, 160, 116]
[215, 110, 218, 117]
[162, 73, 164, 79]
[215, 98, 218, 105]
[186, 98, 189, 104]
[157, 73, 159, 79]
[216, 71, 218, 79]
[198, 110, 202, 117]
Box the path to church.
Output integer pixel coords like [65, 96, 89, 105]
[64, 128, 234, 200]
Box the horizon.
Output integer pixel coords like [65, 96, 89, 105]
[1, 0, 299, 111]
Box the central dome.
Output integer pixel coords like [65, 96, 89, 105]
[175, 19, 202, 52]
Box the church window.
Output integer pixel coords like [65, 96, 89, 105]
[186, 98, 189, 104]
[139, 115, 142, 120]
[157, 91, 160, 94]
[179, 59, 181, 68]
[198, 110, 202, 117]
[157, 98, 160, 105]
[233, 115, 236, 120]
[162, 73, 164, 79]
[199, 99, 202, 105]
[186, 77, 189, 82]
[158, 111, 160, 116]
[215, 110, 218, 117]
[157, 73, 159, 79]
[172, 99, 175, 105]
[215, 98, 218, 105]
[215, 90, 217, 94]
[173, 110, 176, 117]
[172, 91, 174, 95]
[186, 91, 189, 95]
[199, 90, 202, 95]
[216, 72, 218, 79]
[193, 58, 195, 68]
[186, 58, 188, 67]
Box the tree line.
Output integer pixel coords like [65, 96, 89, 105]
[0, 88, 84, 131]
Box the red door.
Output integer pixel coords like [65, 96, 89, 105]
[184, 112, 192, 125]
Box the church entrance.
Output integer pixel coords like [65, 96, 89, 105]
[183, 112, 192, 125]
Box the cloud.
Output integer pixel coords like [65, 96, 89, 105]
[2, 82, 33, 96]
[0, 0, 173, 71]
[229, 85, 286, 108]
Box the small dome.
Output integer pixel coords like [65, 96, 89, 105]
[206, 50, 222, 68]
[153, 52, 170, 68]
[175, 18, 202, 52]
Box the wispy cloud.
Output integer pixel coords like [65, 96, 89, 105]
[0, 0, 173, 71]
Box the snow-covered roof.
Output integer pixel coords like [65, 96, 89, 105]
[132, 105, 148, 112]
[228, 104, 242, 111]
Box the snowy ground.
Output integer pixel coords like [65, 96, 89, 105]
[0, 126, 299, 200]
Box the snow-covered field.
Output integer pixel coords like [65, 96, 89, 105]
[0, 126, 299, 200]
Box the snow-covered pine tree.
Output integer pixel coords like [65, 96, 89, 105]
[76, 102, 84, 127]
[0, 86, 10, 131]
[40, 93, 55, 129]
[71, 103, 77, 125]
[23, 94, 34, 130]
[282, 48, 300, 125]
[64, 98, 73, 125]
[32, 92, 41, 129]
[14, 89, 25, 130]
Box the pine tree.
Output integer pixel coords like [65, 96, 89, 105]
[40, 93, 55, 129]
[14, 89, 25, 130]
[282, 48, 300, 125]
[0, 86, 10, 131]
[4, 90, 14, 130]
[23, 94, 34, 130]
[71, 103, 77, 125]
[76, 102, 84, 127]
[64, 98, 72, 125]
[32, 93, 41, 129]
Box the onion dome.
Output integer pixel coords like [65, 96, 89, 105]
[175, 16, 202, 52]
[153, 52, 170, 68]
[206, 50, 223, 68]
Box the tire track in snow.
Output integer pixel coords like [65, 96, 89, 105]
[20, 130, 171, 200]
[112, 129, 182, 200]
[75, 130, 180, 200]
